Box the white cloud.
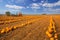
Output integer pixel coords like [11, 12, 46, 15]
[5, 4, 25, 9]
[29, 1, 60, 8]
[26, 6, 29, 8]
[50, 8, 60, 12]
[42, 0, 60, 13]
[31, 3, 40, 9]
[55, 1, 60, 6]
[31, 3, 39, 7]
[42, 0, 60, 7]
[43, 7, 60, 13]
[42, 3, 54, 7]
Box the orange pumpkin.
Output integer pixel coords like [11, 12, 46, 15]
[46, 31, 52, 38]
[50, 37, 54, 40]
[1, 29, 5, 34]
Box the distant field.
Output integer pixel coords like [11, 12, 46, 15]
[0, 15, 60, 40]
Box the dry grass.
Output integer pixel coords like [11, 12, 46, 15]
[0, 15, 60, 40]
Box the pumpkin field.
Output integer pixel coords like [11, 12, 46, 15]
[0, 15, 60, 40]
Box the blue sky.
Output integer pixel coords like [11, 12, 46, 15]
[0, 0, 60, 14]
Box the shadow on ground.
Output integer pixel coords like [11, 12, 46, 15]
[58, 34, 60, 40]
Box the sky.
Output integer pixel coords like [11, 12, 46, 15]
[0, 0, 60, 14]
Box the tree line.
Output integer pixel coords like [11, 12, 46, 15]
[5, 11, 22, 16]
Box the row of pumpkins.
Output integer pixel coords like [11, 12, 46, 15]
[46, 16, 58, 40]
